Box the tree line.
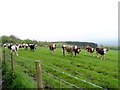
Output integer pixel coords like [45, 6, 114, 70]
[1, 35, 99, 49]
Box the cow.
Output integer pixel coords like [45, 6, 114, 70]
[7, 43, 13, 50]
[29, 44, 36, 51]
[22, 43, 26, 48]
[96, 47, 108, 60]
[62, 45, 81, 56]
[85, 45, 94, 56]
[24, 44, 29, 50]
[3, 44, 7, 49]
[49, 43, 56, 53]
[18, 44, 23, 49]
[11, 44, 19, 56]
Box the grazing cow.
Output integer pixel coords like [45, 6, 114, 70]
[11, 44, 19, 56]
[29, 44, 36, 51]
[62, 45, 81, 56]
[18, 44, 23, 49]
[49, 43, 56, 52]
[85, 46, 94, 56]
[96, 47, 108, 60]
[25, 44, 29, 50]
[3, 44, 7, 49]
[22, 43, 26, 48]
[7, 43, 13, 50]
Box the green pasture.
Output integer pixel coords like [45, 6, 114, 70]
[2, 47, 119, 89]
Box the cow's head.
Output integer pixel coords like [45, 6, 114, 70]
[76, 48, 81, 54]
[103, 48, 108, 54]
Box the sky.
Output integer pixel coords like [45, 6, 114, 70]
[0, 0, 119, 45]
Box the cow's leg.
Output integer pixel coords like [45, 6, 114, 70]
[90, 52, 93, 56]
[53, 49, 55, 53]
[90, 52, 92, 56]
[71, 52, 73, 57]
[87, 51, 89, 56]
[100, 55, 103, 60]
[88, 52, 90, 56]
[15, 50, 18, 56]
[52, 50, 54, 54]
[63, 49, 65, 56]
[97, 54, 100, 59]
[11, 50, 14, 55]
[85, 50, 87, 55]
[32, 48, 34, 52]
[74, 52, 77, 56]
[92, 52, 95, 57]
[103, 55, 105, 60]
[96, 52, 98, 58]
[86, 50, 89, 56]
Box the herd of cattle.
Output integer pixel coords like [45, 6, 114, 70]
[49, 43, 108, 60]
[3, 43, 108, 60]
[3, 43, 37, 56]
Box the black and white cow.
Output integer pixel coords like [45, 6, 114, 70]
[11, 44, 19, 56]
[7, 43, 13, 50]
[25, 44, 29, 50]
[3, 44, 7, 49]
[29, 44, 36, 51]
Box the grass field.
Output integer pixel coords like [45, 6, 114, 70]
[2, 47, 119, 89]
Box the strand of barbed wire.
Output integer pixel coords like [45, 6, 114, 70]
[42, 71, 68, 88]
[2, 50, 106, 89]
[4, 56, 103, 89]
[42, 63, 104, 89]
[9, 55, 104, 89]
[8, 55, 79, 88]
[42, 70, 79, 88]
[15, 58, 36, 69]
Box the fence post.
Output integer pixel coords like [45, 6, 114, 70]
[11, 52, 14, 73]
[35, 60, 42, 90]
[3, 49, 6, 64]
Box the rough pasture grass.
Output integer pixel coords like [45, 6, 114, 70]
[3, 47, 118, 88]
[2, 48, 37, 88]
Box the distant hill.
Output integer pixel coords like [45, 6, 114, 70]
[97, 40, 118, 46]
[53, 41, 98, 48]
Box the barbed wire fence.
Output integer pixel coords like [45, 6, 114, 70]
[16, 56, 80, 88]
[17, 56, 105, 89]
[2, 49, 42, 89]
[2, 48, 106, 89]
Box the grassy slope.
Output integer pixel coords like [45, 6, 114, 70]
[3, 47, 118, 88]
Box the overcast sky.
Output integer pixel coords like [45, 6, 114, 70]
[0, 0, 119, 45]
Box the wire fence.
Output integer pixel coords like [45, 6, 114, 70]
[42, 70, 79, 88]
[15, 57, 76, 88]
[2, 48, 106, 89]
[16, 56, 104, 89]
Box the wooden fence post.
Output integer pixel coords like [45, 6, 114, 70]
[3, 49, 6, 64]
[35, 60, 42, 90]
[11, 52, 14, 73]
[0, 48, 2, 90]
